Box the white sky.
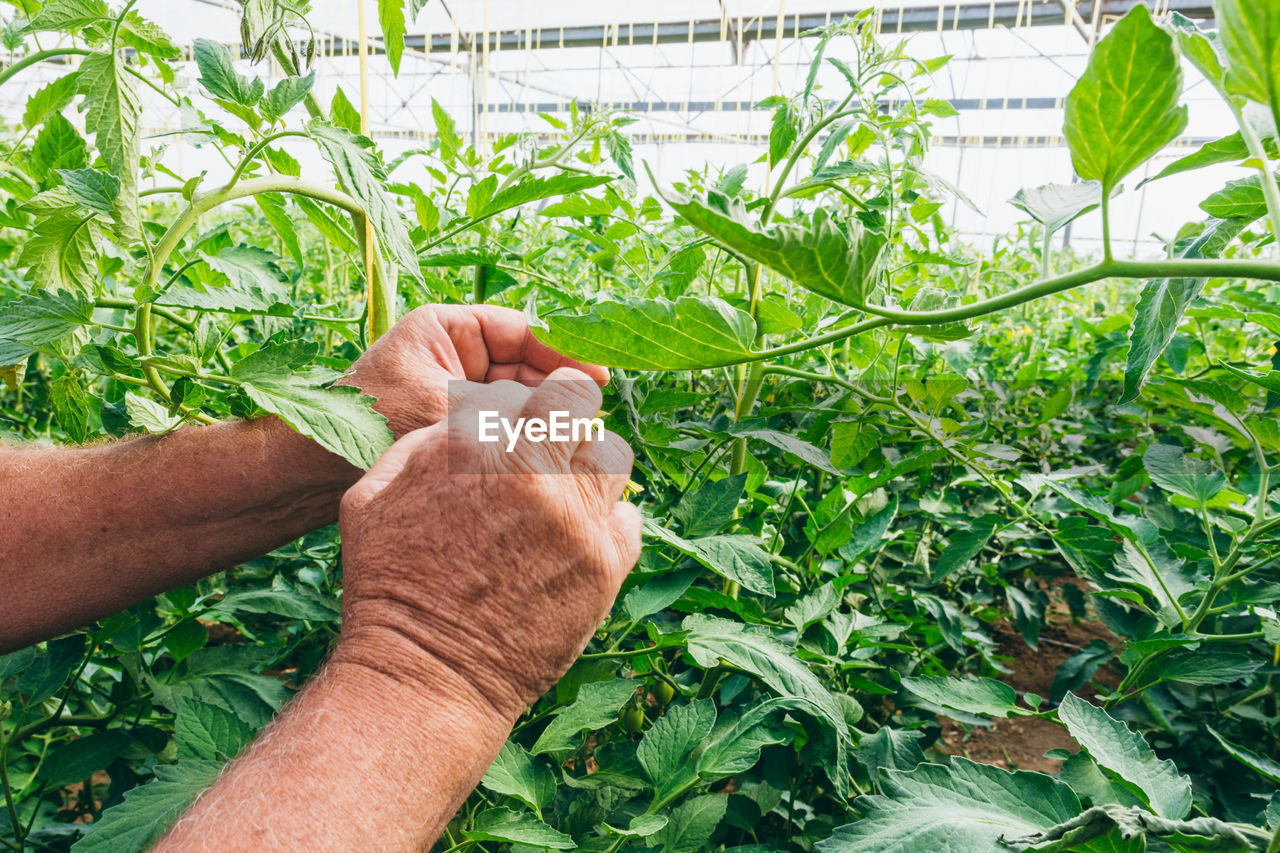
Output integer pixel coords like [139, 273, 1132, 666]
[0, 1, 1241, 256]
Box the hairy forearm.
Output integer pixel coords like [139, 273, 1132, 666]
[159, 631, 513, 852]
[0, 417, 358, 652]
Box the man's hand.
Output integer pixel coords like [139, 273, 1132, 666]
[159, 368, 641, 851]
[333, 367, 641, 721]
[343, 304, 610, 438]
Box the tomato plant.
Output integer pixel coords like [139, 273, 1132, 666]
[3, 1, 1280, 851]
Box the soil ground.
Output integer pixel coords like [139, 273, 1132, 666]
[935, 583, 1118, 774]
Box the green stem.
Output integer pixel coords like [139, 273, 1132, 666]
[1101, 194, 1113, 262]
[1234, 102, 1280, 254]
[224, 130, 311, 191]
[0, 47, 88, 90]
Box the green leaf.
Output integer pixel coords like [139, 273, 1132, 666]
[653, 794, 728, 853]
[1143, 443, 1226, 505]
[1222, 362, 1280, 395]
[1144, 133, 1249, 185]
[531, 678, 636, 754]
[0, 288, 93, 346]
[607, 131, 635, 180]
[1208, 726, 1280, 785]
[696, 697, 821, 778]
[57, 167, 119, 216]
[76, 50, 142, 242]
[431, 98, 462, 165]
[329, 85, 362, 134]
[51, 371, 89, 442]
[125, 392, 183, 433]
[932, 519, 996, 580]
[465, 807, 575, 849]
[23, 72, 79, 129]
[1058, 693, 1192, 819]
[115, 11, 180, 59]
[211, 587, 340, 622]
[769, 101, 796, 166]
[255, 193, 303, 266]
[19, 189, 105, 293]
[1063, 4, 1187, 193]
[728, 423, 842, 474]
[855, 727, 925, 786]
[174, 698, 254, 762]
[1216, 0, 1280, 114]
[672, 473, 747, 537]
[193, 38, 264, 107]
[31, 113, 90, 178]
[817, 758, 1081, 853]
[230, 341, 393, 470]
[528, 296, 756, 370]
[644, 520, 774, 596]
[622, 568, 699, 623]
[378, 0, 409, 74]
[839, 497, 898, 564]
[1160, 648, 1263, 685]
[1200, 173, 1277, 222]
[479, 174, 613, 218]
[607, 814, 669, 838]
[900, 676, 1023, 722]
[1008, 181, 1102, 234]
[40, 731, 131, 790]
[309, 120, 422, 284]
[481, 740, 557, 812]
[71, 760, 222, 852]
[1169, 12, 1227, 90]
[27, 0, 108, 32]
[666, 190, 886, 308]
[1005, 804, 1257, 853]
[259, 71, 315, 123]
[637, 699, 716, 801]
[1121, 217, 1248, 402]
[682, 614, 848, 756]
[785, 583, 840, 632]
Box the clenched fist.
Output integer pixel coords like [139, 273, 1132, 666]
[332, 367, 641, 722]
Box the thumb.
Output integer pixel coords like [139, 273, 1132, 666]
[341, 427, 433, 512]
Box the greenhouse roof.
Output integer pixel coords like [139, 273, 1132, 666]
[0, 0, 1232, 251]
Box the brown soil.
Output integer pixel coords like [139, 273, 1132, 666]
[934, 581, 1119, 774]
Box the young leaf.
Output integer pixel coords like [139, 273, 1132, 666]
[1143, 133, 1249, 185]
[671, 473, 747, 537]
[1200, 174, 1276, 223]
[900, 676, 1023, 722]
[769, 101, 796, 167]
[26, 0, 109, 32]
[644, 520, 775, 596]
[378, 0, 409, 75]
[1142, 443, 1226, 505]
[817, 759, 1081, 852]
[431, 98, 462, 165]
[480, 741, 557, 812]
[1216, 0, 1280, 115]
[477, 174, 613, 218]
[57, 168, 119, 217]
[22, 73, 79, 129]
[622, 568, 698, 623]
[1008, 181, 1102, 235]
[1063, 4, 1187, 194]
[528, 296, 756, 370]
[682, 614, 848, 751]
[39, 731, 131, 791]
[665, 190, 886, 308]
[174, 698, 254, 762]
[76, 50, 142, 242]
[1057, 693, 1192, 819]
[19, 189, 106, 293]
[230, 341, 393, 470]
[465, 808, 575, 850]
[652, 794, 728, 853]
[193, 38, 264, 107]
[1121, 217, 1248, 402]
[932, 519, 996, 580]
[531, 679, 636, 754]
[259, 71, 315, 123]
[0, 288, 94, 347]
[71, 760, 223, 852]
[1159, 648, 1263, 685]
[330, 86, 362, 134]
[637, 699, 716, 801]
[126, 391, 184, 433]
[309, 120, 423, 284]
[51, 372, 90, 442]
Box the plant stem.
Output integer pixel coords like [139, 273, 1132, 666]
[224, 130, 311, 191]
[1233, 102, 1280, 255]
[0, 47, 88, 90]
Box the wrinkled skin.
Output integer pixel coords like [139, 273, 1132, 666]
[344, 304, 609, 439]
[334, 368, 641, 719]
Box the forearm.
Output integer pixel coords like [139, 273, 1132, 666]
[0, 417, 358, 652]
[159, 630, 513, 852]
